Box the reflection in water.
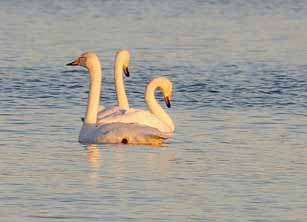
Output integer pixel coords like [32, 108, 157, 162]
[114, 147, 127, 178]
[87, 144, 101, 169]
[144, 151, 175, 176]
[87, 144, 101, 187]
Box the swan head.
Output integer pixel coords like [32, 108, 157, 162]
[153, 77, 173, 108]
[67, 52, 101, 73]
[162, 79, 173, 108]
[115, 49, 130, 77]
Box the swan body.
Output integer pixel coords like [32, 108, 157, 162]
[99, 109, 171, 133]
[97, 77, 175, 133]
[67, 52, 171, 145]
[80, 123, 171, 146]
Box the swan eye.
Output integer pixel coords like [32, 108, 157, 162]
[121, 138, 128, 144]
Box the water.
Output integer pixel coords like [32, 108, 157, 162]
[1, 0, 307, 221]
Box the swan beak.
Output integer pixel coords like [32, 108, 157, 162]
[165, 96, 171, 108]
[66, 58, 80, 66]
[123, 66, 130, 77]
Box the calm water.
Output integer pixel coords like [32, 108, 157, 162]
[1, 0, 307, 221]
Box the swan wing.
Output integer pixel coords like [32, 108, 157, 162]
[97, 106, 128, 120]
[80, 106, 128, 123]
[97, 109, 171, 133]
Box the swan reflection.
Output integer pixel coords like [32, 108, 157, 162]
[87, 144, 101, 187]
[87, 144, 101, 169]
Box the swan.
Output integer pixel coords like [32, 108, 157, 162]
[98, 77, 175, 133]
[67, 52, 171, 145]
[96, 49, 130, 120]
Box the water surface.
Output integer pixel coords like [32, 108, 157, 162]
[1, 0, 307, 221]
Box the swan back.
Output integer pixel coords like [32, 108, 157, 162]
[97, 108, 172, 133]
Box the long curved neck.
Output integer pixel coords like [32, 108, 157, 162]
[145, 83, 174, 132]
[85, 65, 102, 124]
[114, 60, 129, 109]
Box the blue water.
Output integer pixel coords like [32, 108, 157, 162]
[1, 0, 307, 221]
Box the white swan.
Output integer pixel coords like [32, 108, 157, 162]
[67, 52, 171, 145]
[98, 77, 175, 133]
[96, 49, 130, 120]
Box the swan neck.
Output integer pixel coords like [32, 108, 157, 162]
[114, 59, 129, 109]
[145, 82, 174, 132]
[85, 66, 101, 124]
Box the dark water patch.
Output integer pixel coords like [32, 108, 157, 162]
[26, 78, 43, 83]
[61, 69, 87, 75]
[67, 84, 83, 89]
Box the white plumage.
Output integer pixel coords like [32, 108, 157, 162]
[67, 51, 175, 145]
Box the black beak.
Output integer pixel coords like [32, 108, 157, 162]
[165, 96, 171, 108]
[123, 66, 130, 77]
[66, 62, 75, 66]
[66, 58, 80, 66]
